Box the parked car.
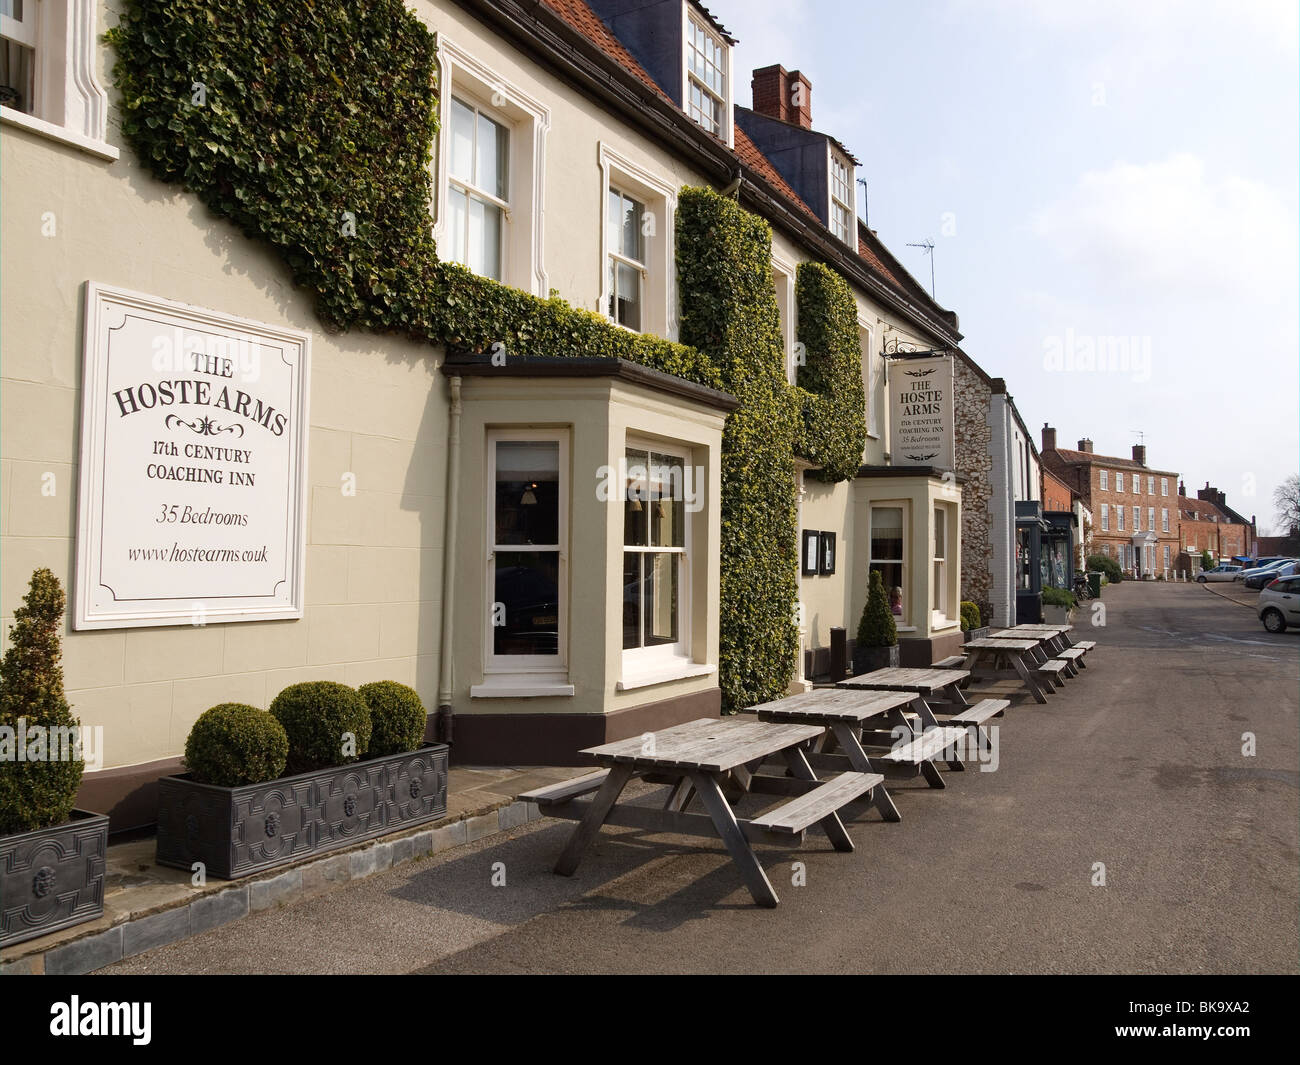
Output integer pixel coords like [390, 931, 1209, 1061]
[1235, 557, 1293, 582]
[1244, 560, 1299, 590]
[1197, 563, 1242, 583]
[1259, 575, 1300, 632]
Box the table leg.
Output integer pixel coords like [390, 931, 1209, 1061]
[664, 775, 694, 812]
[1010, 653, 1049, 704]
[688, 770, 780, 908]
[910, 695, 941, 730]
[830, 721, 900, 822]
[780, 745, 854, 852]
[944, 680, 971, 708]
[553, 764, 634, 876]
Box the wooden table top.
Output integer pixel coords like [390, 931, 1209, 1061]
[965, 637, 1040, 651]
[838, 667, 970, 693]
[989, 629, 1053, 640]
[581, 717, 823, 773]
[1011, 625, 1071, 634]
[750, 686, 917, 722]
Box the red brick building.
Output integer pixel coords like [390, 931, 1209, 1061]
[1042, 466, 1073, 512]
[1039, 426, 1180, 578]
[1177, 482, 1258, 566]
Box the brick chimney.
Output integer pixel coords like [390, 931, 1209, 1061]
[1197, 483, 1227, 510]
[1179, 480, 1187, 496]
[1077, 438, 1093, 453]
[1041, 423, 1057, 452]
[1132, 444, 1146, 466]
[751, 65, 813, 129]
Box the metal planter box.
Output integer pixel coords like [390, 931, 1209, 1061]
[0, 810, 110, 948]
[155, 744, 448, 880]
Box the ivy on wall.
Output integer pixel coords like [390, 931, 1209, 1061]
[793, 262, 867, 482]
[677, 187, 800, 712]
[106, 0, 720, 388]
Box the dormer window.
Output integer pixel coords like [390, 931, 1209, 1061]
[685, 12, 729, 141]
[830, 151, 854, 244]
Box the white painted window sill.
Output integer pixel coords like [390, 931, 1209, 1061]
[0, 108, 119, 161]
[470, 678, 575, 699]
[616, 660, 716, 691]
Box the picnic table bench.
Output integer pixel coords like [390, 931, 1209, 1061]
[961, 637, 1056, 703]
[521, 717, 884, 908]
[1011, 624, 1097, 662]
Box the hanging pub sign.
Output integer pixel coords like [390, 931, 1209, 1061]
[886, 354, 955, 471]
[74, 283, 310, 629]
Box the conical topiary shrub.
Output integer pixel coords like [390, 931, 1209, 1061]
[0, 569, 85, 836]
[852, 570, 899, 676]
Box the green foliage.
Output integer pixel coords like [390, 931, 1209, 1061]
[1041, 586, 1076, 608]
[792, 262, 867, 481]
[1087, 553, 1122, 584]
[105, 0, 718, 386]
[269, 682, 372, 774]
[857, 570, 897, 648]
[184, 703, 288, 787]
[960, 600, 981, 632]
[0, 570, 84, 835]
[677, 187, 800, 711]
[357, 681, 427, 757]
[1200, 549, 1214, 572]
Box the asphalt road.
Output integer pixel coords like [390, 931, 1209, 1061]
[104, 582, 1299, 974]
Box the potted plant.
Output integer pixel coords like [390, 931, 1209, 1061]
[0, 570, 109, 948]
[960, 600, 989, 642]
[852, 570, 899, 675]
[1041, 586, 1077, 625]
[156, 680, 446, 879]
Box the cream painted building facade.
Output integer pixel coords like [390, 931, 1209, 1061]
[2, 0, 972, 827]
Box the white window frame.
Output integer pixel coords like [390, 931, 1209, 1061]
[0, 0, 116, 160]
[1101, 503, 1109, 531]
[828, 148, 855, 245]
[433, 39, 548, 296]
[869, 502, 911, 631]
[599, 143, 677, 340]
[681, 8, 732, 147]
[1116, 471, 1124, 493]
[1148, 506, 1155, 532]
[1163, 544, 1170, 570]
[932, 503, 949, 625]
[1161, 477, 1168, 496]
[859, 319, 878, 439]
[1117, 505, 1125, 531]
[772, 253, 796, 384]
[1133, 505, 1140, 531]
[1161, 507, 1169, 533]
[1147, 475, 1155, 494]
[445, 94, 510, 282]
[1099, 469, 1108, 491]
[482, 428, 569, 679]
[620, 436, 694, 678]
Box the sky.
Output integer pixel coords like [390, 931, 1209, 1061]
[720, 0, 1299, 534]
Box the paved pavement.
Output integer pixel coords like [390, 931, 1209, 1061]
[104, 582, 1299, 974]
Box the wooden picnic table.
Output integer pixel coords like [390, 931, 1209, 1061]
[836, 667, 971, 727]
[522, 717, 884, 908]
[963, 636, 1055, 703]
[1004, 624, 1072, 654]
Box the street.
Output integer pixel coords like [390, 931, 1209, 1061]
[104, 582, 1299, 975]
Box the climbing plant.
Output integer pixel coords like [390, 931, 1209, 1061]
[105, 0, 719, 387]
[793, 262, 867, 482]
[677, 187, 800, 712]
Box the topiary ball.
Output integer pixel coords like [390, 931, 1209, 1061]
[269, 681, 372, 774]
[184, 703, 288, 787]
[357, 681, 427, 757]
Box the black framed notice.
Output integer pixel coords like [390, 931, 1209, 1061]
[818, 531, 837, 575]
[801, 530, 820, 576]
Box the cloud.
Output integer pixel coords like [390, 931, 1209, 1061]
[1030, 153, 1298, 309]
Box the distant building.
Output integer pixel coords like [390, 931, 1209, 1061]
[1177, 482, 1258, 567]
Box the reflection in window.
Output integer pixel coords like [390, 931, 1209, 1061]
[869, 506, 905, 622]
[447, 96, 508, 281]
[492, 440, 559, 657]
[607, 188, 645, 330]
[623, 448, 685, 651]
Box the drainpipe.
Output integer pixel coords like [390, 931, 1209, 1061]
[436, 375, 463, 745]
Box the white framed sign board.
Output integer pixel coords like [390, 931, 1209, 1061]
[886, 354, 955, 471]
[75, 282, 311, 629]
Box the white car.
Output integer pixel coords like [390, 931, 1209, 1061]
[1259, 575, 1300, 633]
[1197, 563, 1242, 583]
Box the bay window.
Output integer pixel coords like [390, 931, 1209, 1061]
[623, 446, 688, 661]
[487, 432, 566, 671]
[869, 506, 906, 625]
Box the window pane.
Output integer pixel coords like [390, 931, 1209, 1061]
[447, 186, 468, 268]
[477, 110, 508, 200]
[622, 552, 641, 649]
[615, 260, 640, 330]
[870, 507, 903, 562]
[479, 200, 502, 281]
[493, 551, 559, 656]
[495, 441, 559, 546]
[624, 448, 648, 547]
[933, 507, 944, 558]
[650, 452, 684, 548]
[622, 196, 644, 264]
[449, 98, 475, 183]
[644, 553, 678, 646]
[870, 562, 903, 618]
[608, 189, 623, 254]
